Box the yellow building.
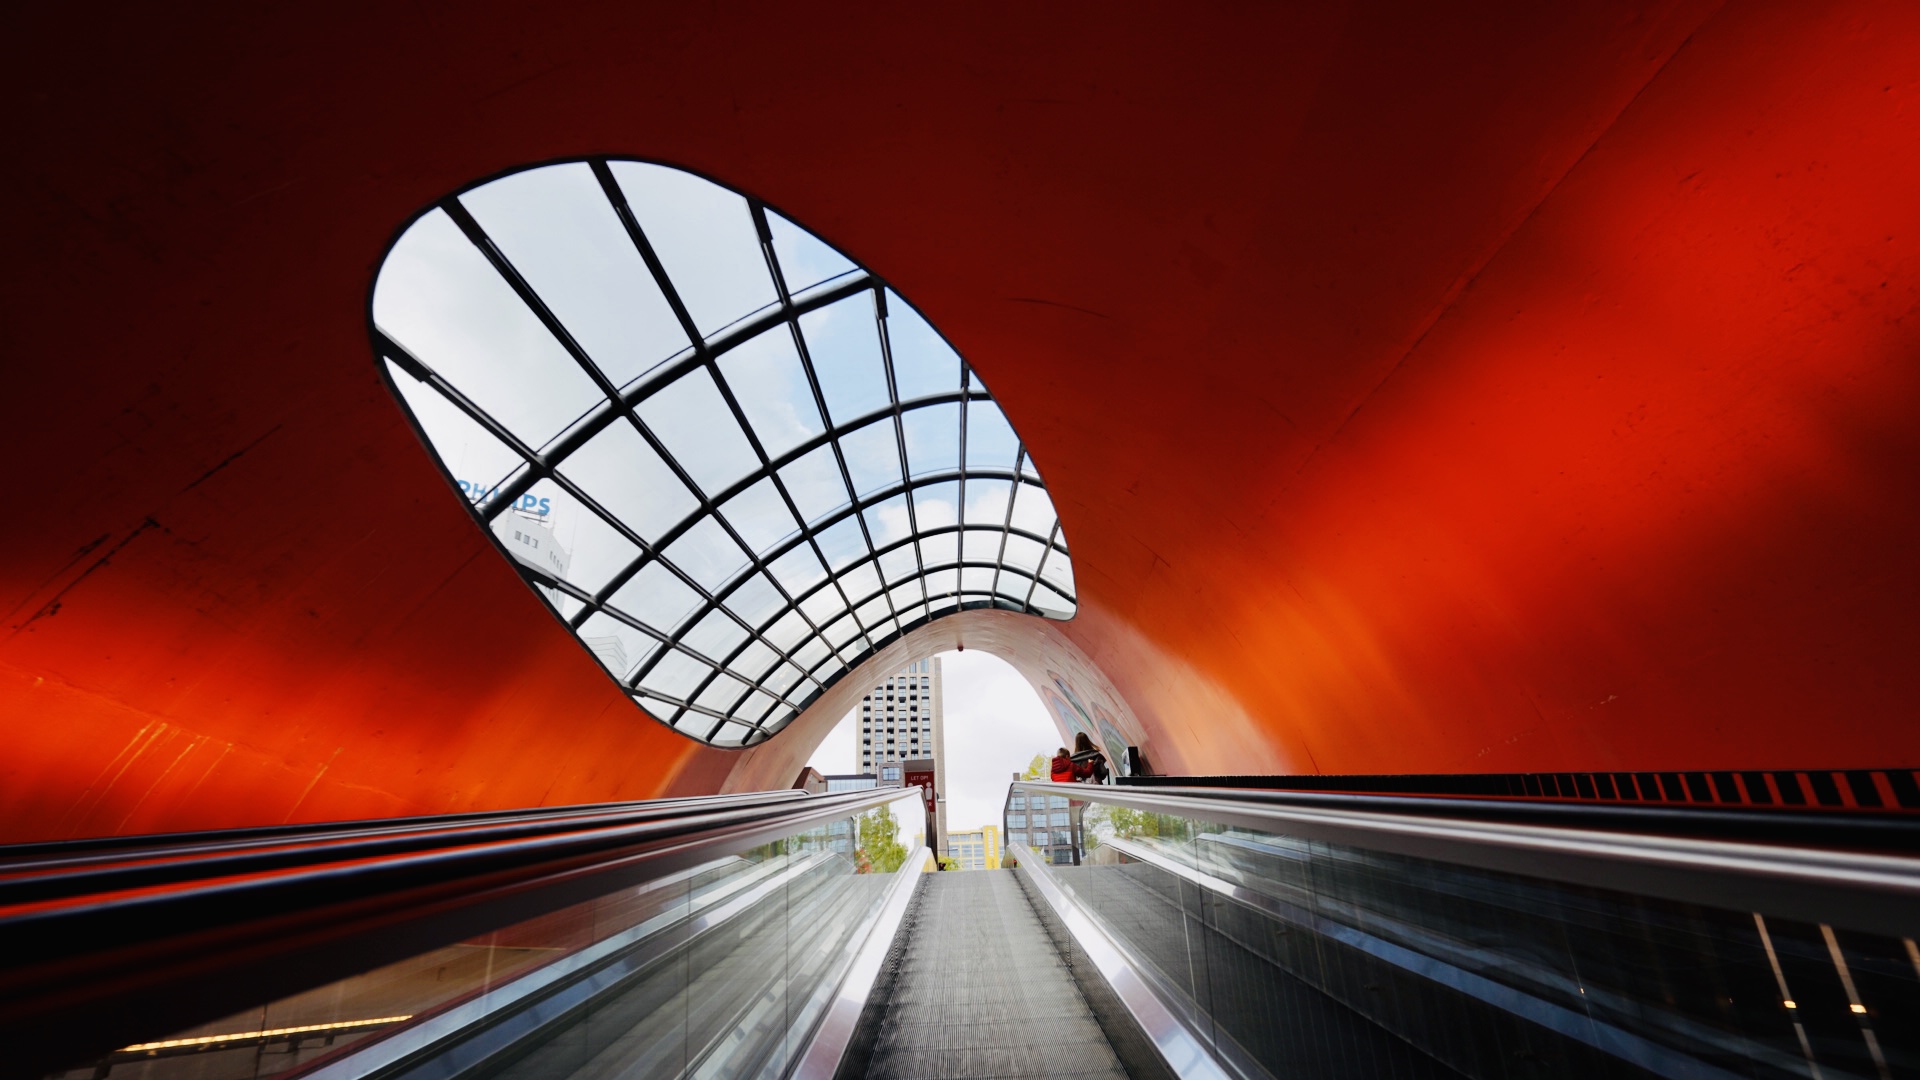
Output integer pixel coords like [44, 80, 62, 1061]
[947, 826, 1000, 871]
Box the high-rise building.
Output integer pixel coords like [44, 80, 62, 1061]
[857, 659, 945, 857]
[947, 826, 999, 871]
[490, 509, 570, 605]
[581, 636, 628, 681]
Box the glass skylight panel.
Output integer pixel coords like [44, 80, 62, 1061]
[839, 419, 902, 497]
[635, 369, 760, 499]
[885, 290, 962, 401]
[384, 361, 523, 496]
[767, 210, 857, 294]
[1009, 484, 1057, 538]
[803, 297, 890, 423]
[964, 479, 1013, 525]
[764, 609, 812, 653]
[813, 516, 867, 572]
[558, 422, 696, 542]
[965, 402, 1020, 471]
[375, 210, 604, 449]
[373, 157, 1076, 746]
[913, 481, 961, 530]
[664, 517, 750, 594]
[525, 481, 638, 593]
[963, 529, 1003, 564]
[608, 162, 777, 337]
[610, 561, 703, 632]
[459, 163, 688, 388]
[878, 545, 921, 584]
[778, 445, 849, 524]
[902, 403, 961, 477]
[767, 545, 829, 598]
[716, 331, 824, 459]
[720, 479, 800, 556]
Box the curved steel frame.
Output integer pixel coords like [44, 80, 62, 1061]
[374, 158, 1077, 747]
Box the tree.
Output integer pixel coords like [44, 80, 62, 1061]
[855, 804, 909, 873]
[1021, 753, 1048, 781]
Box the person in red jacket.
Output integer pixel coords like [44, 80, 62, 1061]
[1070, 733, 1109, 784]
[1049, 746, 1074, 782]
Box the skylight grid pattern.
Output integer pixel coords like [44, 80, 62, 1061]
[372, 159, 1075, 748]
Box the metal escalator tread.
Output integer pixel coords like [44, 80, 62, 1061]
[862, 872, 1129, 1079]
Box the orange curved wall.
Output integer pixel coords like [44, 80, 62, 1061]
[4, 0, 1919, 841]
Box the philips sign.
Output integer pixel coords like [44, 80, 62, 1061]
[458, 480, 551, 517]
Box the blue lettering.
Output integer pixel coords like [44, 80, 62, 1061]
[520, 494, 538, 512]
[537, 497, 552, 516]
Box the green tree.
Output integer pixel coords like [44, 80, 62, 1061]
[856, 804, 909, 873]
[1021, 753, 1048, 781]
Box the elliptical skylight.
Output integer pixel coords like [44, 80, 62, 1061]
[372, 159, 1075, 748]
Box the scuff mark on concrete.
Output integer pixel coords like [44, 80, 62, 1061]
[8, 517, 163, 635]
[115, 735, 207, 831]
[283, 747, 346, 823]
[59, 720, 169, 834]
[180, 423, 283, 494]
[3, 532, 114, 623]
[1007, 296, 1112, 320]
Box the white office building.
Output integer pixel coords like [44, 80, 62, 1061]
[857, 658, 946, 857]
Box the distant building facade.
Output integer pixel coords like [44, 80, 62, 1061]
[816, 772, 903, 856]
[948, 826, 1000, 870]
[1006, 791, 1077, 865]
[857, 659, 946, 857]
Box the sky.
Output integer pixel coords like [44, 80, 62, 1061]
[807, 649, 1059, 837]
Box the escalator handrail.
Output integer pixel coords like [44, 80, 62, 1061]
[0, 786, 920, 1080]
[1009, 781, 1920, 939]
[1114, 780, 1920, 850]
[0, 790, 810, 867]
[0, 792, 812, 903]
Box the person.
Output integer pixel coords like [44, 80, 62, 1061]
[1049, 746, 1074, 782]
[1070, 732, 1109, 784]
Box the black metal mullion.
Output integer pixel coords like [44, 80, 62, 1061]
[376, 331, 550, 513]
[1024, 520, 1065, 612]
[748, 220, 883, 664]
[537, 472, 777, 683]
[572, 388, 975, 634]
[955, 360, 973, 603]
[507, 271, 871, 488]
[752, 203, 910, 647]
[587, 171, 837, 718]
[815, 557, 1052, 618]
[619, 460, 1011, 696]
[988, 446, 1027, 600]
[772, 524, 1058, 631]
[717, 469, 1049, 595]
[506, 168, 798, 718]
[746, 201, 895, 668]
[873, 289, 934, 620]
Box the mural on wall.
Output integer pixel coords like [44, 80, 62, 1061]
[1043, 669, 1144, 776]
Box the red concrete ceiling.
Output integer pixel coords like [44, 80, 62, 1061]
[4, 0, 1917, 841]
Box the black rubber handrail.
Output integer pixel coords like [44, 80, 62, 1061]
[0, 786, 916, 1080]
[0, 792, 810, 902]
[0, 790, 806, 862]
[1093, 782, 1920, 853]
[1009, 781, 1920, 940]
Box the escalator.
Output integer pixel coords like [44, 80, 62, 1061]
[7, 776, 1919, 1080]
